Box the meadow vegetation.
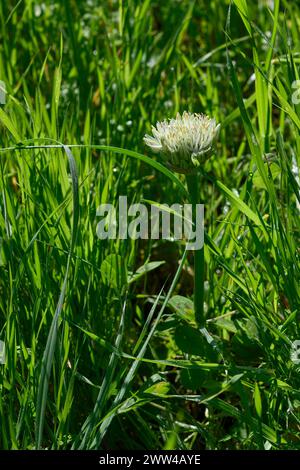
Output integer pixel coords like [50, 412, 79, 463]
[0, 0, 300, 450]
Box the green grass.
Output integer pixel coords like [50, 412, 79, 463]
[0, 0, 300, 450]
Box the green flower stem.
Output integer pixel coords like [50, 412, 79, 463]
[186, 173, 205, 327]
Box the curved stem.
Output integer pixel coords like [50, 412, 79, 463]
[186, 173, 205, 327]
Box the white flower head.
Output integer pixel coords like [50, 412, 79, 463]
[144, 111, 220, 173]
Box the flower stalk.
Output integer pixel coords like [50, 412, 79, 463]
[144, 111, 219, 328]
[186, 173, 205, 327]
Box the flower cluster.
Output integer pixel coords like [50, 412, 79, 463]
[144, 112, 220, 173]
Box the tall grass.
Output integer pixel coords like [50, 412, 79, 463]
[0, 0, 300, 450]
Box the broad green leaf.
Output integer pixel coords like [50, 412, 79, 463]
[101, 254, 128, 290]
[253, 163, 280, 189]
[128, 260, 165, 284]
